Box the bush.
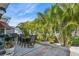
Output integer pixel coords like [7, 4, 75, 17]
[37, 33, 45, 41]
[72, 36, 79, 46]
[4, 34, 14, 48]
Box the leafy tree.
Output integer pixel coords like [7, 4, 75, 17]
[17, 3, 79, 47]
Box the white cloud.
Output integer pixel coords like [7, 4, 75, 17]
[5, 3, 38, 17]
[17, 4, 38, 16]
[5, 3, 38, 27]
[9, 17, 35, 27]
[25, 4, 37, 13]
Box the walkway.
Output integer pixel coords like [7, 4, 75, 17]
[70, 46, 79, 56]
[14, 42, 70, 56]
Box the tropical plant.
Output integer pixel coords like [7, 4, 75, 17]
[4, 34, 14, 48]
[17, 3, 79, 47]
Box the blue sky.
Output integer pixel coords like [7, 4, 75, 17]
[4, 3, 52, 27]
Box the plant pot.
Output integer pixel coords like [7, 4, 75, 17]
[4, 42, 15, 56]
[4, 46, 15, 56]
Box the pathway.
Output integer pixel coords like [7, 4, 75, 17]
[70, 46, 79, 56]
[14, 42, 70, 56]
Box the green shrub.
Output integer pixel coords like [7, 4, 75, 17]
[72, 36, 79, 46]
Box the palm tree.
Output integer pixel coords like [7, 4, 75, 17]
[58, 4, 79, 47]
[17, 3, 79, 47]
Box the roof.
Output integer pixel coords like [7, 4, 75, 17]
[0, 21, 11, 29]
[0, 3, 9, 9]
[15, 27, 23, 34]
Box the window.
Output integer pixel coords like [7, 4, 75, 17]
[0, 29, 4, 35]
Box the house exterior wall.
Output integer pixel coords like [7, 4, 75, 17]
[0, 28, 15, 35]
[6, 29, 15, 34]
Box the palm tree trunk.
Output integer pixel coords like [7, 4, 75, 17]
[75, 27, 77, 36]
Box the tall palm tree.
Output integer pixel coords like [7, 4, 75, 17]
[58, 3, 79, 47]
[17, 3, 79, 47]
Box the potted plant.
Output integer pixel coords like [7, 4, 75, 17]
[4, 34, 16, 55]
